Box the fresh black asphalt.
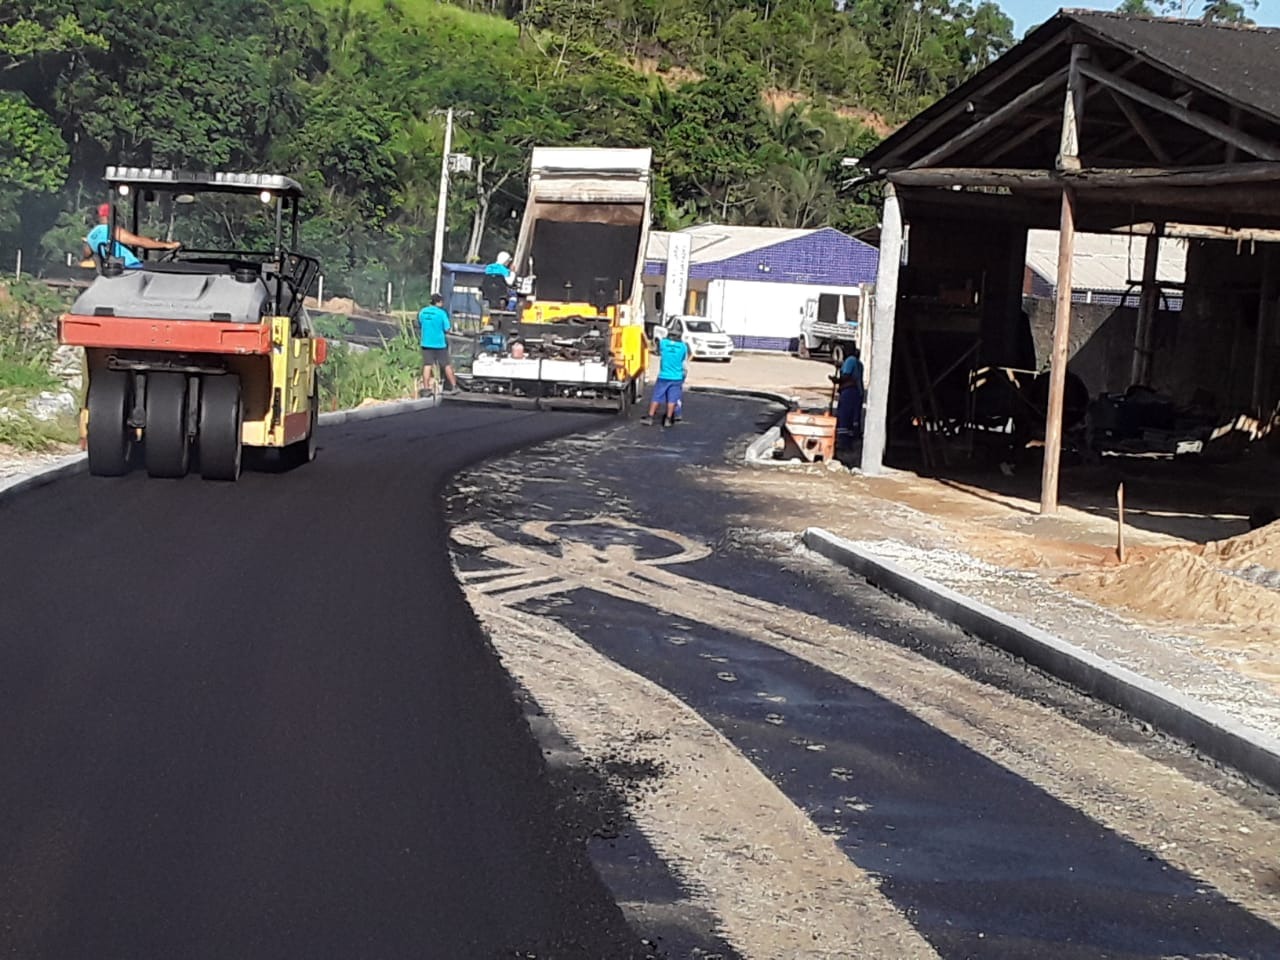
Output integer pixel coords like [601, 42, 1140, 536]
[0, 405, 647, 960]
[5, 395, 1280, 960]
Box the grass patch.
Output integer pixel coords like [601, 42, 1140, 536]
[315, 315, 423, 410]
[0, 413, 79, 453]
[0, 357, 59, 395]
[0, 280, 75, 454]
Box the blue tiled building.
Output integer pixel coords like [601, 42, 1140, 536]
[644, 225, 880, 351]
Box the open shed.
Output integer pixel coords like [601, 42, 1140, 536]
[856, 9, 1280, 515]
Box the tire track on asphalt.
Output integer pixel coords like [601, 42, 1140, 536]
[471, 594, 943, 960]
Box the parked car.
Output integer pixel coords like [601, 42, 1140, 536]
[679, 317, 735, 362]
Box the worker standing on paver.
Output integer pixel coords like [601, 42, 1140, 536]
[484, 251, 514, 283]
[418, 293, 458, 396]
[643, 323, 688, 428]
[482, 251, 516, 311]
[832, 346, 864, 446]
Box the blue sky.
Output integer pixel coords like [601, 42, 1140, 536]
[1002, 1, 1280, 36]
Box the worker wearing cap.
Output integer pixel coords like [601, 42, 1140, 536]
[83, 203, 179, 269]
[483, 251, 517, 311]
[484, 251, 514, 284]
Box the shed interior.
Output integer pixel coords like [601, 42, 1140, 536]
[857, 10, 1280, 537]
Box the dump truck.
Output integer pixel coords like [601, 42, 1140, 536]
[456, 147, 652, 411]
[59, 167, 325, 480]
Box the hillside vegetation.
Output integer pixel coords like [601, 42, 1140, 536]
[3, 0, 1014, 305]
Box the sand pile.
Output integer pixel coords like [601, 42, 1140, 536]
[1201, 522, 1280, 570]
[1069, 547, 1280, 632]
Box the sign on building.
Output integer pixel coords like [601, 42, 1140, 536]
[663, 232, 692, 320]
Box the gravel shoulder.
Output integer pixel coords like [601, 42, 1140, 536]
[675, 352, 1280, 742]
[710, 462, 1280, 743]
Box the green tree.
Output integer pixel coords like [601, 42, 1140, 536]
[0, 4, 104, 233]
[1201, 0, 1257, 22]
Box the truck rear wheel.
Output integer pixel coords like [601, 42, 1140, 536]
[144, 372, 191, 478]
[199, 374, 242, 481]
[831, 343, 846, 366]
[86, 369, 132, 477]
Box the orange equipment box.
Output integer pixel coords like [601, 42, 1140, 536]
[784, 410, 837, 462]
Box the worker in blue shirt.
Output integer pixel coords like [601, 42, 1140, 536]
[644, 323, 689, 427]
[418, 293, 458, 395]
[83, 202, 179, 269]
[484, 251, 514, 283]
[482, 251, 516, 311]
[831, 346, 865, 446]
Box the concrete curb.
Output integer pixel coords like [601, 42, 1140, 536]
[317, 394, 437, 426]
[0, 454, 89, 508]
[0, 394, 439, 509]
[802, 526, 1280, 794]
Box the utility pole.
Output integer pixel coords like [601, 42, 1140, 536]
[430, 107, 455, 297]
[429, 108, 475, 298]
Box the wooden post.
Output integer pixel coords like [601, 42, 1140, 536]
[861, 183, 904, 476]
[1130, 222, 1163, 386]
[1041, 45, 1088, 516]
[1057, 44, 1091, 171]
[1253, 245, 1276, 412]
[1041, 186, 1077, 515]
[1117, 482, 1126, 563]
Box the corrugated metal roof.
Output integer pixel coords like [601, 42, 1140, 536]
[1025, 229, 1188, 292]
[646, 225, 817, 264]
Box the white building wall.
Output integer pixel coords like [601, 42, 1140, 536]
[707, 279, 865, 349]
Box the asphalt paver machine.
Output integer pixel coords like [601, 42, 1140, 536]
[455, 147, 651, 412]
[60, 167, 326, 480]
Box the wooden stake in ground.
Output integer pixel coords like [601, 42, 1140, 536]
[1117, 482, 1126, 564]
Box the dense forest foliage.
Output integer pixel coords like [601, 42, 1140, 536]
[3, 0, 1023, 304]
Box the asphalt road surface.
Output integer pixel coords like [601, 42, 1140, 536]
[5, 396, 1280, 960]
[0, 406, 648, 960]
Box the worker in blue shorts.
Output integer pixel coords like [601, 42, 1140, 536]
[643, 324, 688, 427]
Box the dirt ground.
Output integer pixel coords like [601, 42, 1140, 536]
[694, 352, 1280, 701]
